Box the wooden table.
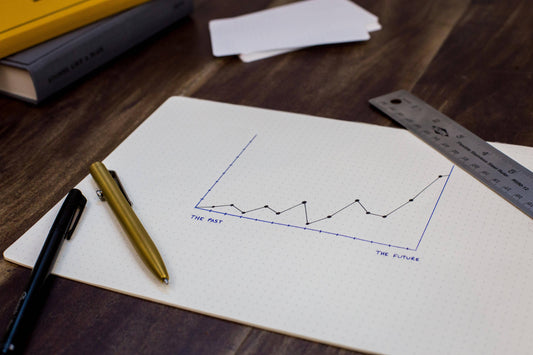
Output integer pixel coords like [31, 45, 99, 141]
[1, 0, 532, 353]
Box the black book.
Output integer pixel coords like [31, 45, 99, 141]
[0, 0, 192, 104]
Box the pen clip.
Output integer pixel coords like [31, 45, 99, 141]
[65, 205, 83, 240]
[63, 189, 87, 240]
[96, 170, 132, 206]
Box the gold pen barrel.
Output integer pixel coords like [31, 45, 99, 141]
[90, 162, 169, 283]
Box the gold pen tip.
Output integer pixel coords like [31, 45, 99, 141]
[163, 278, 169, 285]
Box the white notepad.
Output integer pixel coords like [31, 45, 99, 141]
[4, 97, 533, 355]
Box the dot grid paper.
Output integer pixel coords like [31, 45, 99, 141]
[5, 97, 533, 355]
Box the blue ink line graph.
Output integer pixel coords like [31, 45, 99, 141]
[195, 135, 454, 251]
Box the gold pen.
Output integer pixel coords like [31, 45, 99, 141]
[89, 161, 169, 284]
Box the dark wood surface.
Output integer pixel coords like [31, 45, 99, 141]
[1, 0, 532, 354]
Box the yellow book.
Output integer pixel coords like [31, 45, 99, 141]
[0, 0, 151, 58]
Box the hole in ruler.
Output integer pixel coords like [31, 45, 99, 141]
[390, 99, 402, 104]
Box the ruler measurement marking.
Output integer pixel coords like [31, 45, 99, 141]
[370, 90, 533, 218]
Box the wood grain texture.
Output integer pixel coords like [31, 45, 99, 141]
[0, 0, 531, 354]
[412, 0, 533, 145]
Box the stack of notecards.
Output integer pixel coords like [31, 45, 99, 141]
[209, 0, 381, 62]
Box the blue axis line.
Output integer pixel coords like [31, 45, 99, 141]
[415, 165, 454, 250]
[195, 134, 454, 251]
[195, 134, 257, 208]
[193, 207, 416, 250]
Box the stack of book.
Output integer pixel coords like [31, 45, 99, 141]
[0, 0, 193, 104]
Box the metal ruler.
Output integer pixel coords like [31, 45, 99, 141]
[369, 90, 533, 219]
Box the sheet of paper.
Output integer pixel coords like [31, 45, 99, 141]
[209, 0, 376, 57]
[4, 97, 533, 355]
[238, 21, 381, 62]
[237, 0, 382, 62]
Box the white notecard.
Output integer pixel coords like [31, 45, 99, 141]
[209, 0, 378, 57]
[239, 19, 381, 62]
[5, 97, 533, 354]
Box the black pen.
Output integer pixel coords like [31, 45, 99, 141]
[1, 189, 86, 354]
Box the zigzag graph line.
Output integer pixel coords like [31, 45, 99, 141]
[197, 174, 449, 225]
